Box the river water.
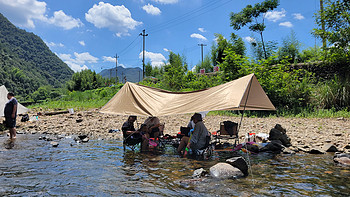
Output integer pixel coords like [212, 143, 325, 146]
[1, 134, 349, 196]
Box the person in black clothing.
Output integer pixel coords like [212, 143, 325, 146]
[121, 116, 145, 148]
[4, 92, 18, 139]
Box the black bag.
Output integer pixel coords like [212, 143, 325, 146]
[21, 114, 29, 122]
[180, 126, 190, 136]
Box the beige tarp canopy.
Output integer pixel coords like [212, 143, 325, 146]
[100, 73, 275, 116]
[0, 85, 28, 116]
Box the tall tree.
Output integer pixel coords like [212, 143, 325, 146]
[230, 0, 279, 59]
[277, 30, 302, 63]
[313, 0, 350, 63]
[162, 52, 187, 90]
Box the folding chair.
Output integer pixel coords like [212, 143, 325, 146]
[213, 121, 239, 147]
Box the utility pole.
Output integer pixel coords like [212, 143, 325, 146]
[115, 53, 119, 83]
[198, 44, 207, 66]
[140, 29, 148, 79]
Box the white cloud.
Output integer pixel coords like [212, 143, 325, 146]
[190, 33, 207, 41]
[58, 52, 98, 72]
[85, 2, 142, 37]
[79, 41, 86, 46]
[46, 10, 83, 30]
[0, 0, 82, 30]
[191, 65, 197, 72]
[143, 3, 161, 15]
[279, 21, 293, 28]
[152, 0, 178, 4]
[45, 41, 64, 48]
[139, 51, 166, 67]
[163, 48, 171, 52]
[0, 0, 47, 28]
[102, 56, 115, 62]
[243, 36, 256, 43]
[198, 27, 206, 33]
[293, 13, 305, 20]
[265, 8, 286, 22]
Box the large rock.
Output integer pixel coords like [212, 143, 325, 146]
[321, 144, 338, 152]
[260, 140, 284, 152]
[226, 156, 249, 176]
[268, 124, 291, 147]
[334, 153, 350, 166]
[209, 163, 244, 179]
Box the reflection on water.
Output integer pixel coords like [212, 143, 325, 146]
[0, 134, 349, 196]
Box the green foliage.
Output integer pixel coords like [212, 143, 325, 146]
[237, 56, 314, 109]
[219, 50, 249, 81]
[311, 75, 350, 110]
[313, 0, 350, 63]
[30, 86, 63, 102]
[299, 46, 323, 62]
[250, 39, 278, 61]
[161, 52, 187, 90]
[211, 33, 246, 67]
[195, 55, 212, 73]
[0, 13, 73, 98]
[230, 0, 279, 59]
[277, 31, 302, 63]
[29, 84, 123, 111]
[66, 69, 109, 91]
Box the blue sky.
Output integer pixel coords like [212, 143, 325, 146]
[0, 0, 322, 73]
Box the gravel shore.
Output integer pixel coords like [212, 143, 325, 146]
[6, 109, 350, 153]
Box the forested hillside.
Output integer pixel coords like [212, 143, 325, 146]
[0, 13, 73, 98]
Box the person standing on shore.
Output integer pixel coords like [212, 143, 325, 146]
[4, 92, 17, 139]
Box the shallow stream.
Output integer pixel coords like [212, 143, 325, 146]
[1, 134, 349, 196]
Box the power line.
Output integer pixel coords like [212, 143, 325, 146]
[148, 0, 233, 34]
[118, 34, 141, 56]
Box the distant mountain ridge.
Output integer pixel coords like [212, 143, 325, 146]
[0, 13, 73, 98]
[99, 66, 143, 83]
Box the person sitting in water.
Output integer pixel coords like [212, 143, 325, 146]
[177, 113, 209, 155]
[121, 116, 143, 145]
[143, 116, 161, 140]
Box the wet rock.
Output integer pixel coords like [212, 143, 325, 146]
[192, 168, 207, 178]
[76, 119, 83, 123]
[260, 140, 284, 152]
[268, 124, 291, 147]
[334, 153, 350, 166]
[82, 137, 89, 143]
[334, 133, 342, 136]
[322, 144, 338, 152]
[50, 141, 59, 147]
[308, 147, 325, 154]
[209, 163, 244, 179]
[226, 156, 249, 176]
[282, 147, 296, 154]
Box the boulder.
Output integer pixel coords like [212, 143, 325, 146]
[226, 156, 249, 176]
[334, 153, 350, 166]
[209, 163, 244, 179]
[260, 140, 284, 152]
[322, 144, 338, 152]
[192, 168, 207, 178]
[308, 147, 326, 154]
[268, 124, 291, 147]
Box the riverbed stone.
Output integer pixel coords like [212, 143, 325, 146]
[226, 156, 249, 176]
[50, 141, 59, 147]
[192, 168, 207, 178]
[321, 144, 338, 152]
[209, 163, 244, 179]
[334, 153, 350, 166]
[308, 147, 326, 154]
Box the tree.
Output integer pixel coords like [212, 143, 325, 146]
[277, 30, 302, 63]
[145, 62, 152, 77]
[230, 0, 279, 59]
[313, 0, 350, 62]
[195, 54, 212, 73]
[211, 33, 245, 67]
[162, 52, 187, 90]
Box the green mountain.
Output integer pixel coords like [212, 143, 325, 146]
[0, 13, 73, 98]
[100, 66, 143, 83]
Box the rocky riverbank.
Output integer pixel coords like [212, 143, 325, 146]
[3, 109, 350, 153]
